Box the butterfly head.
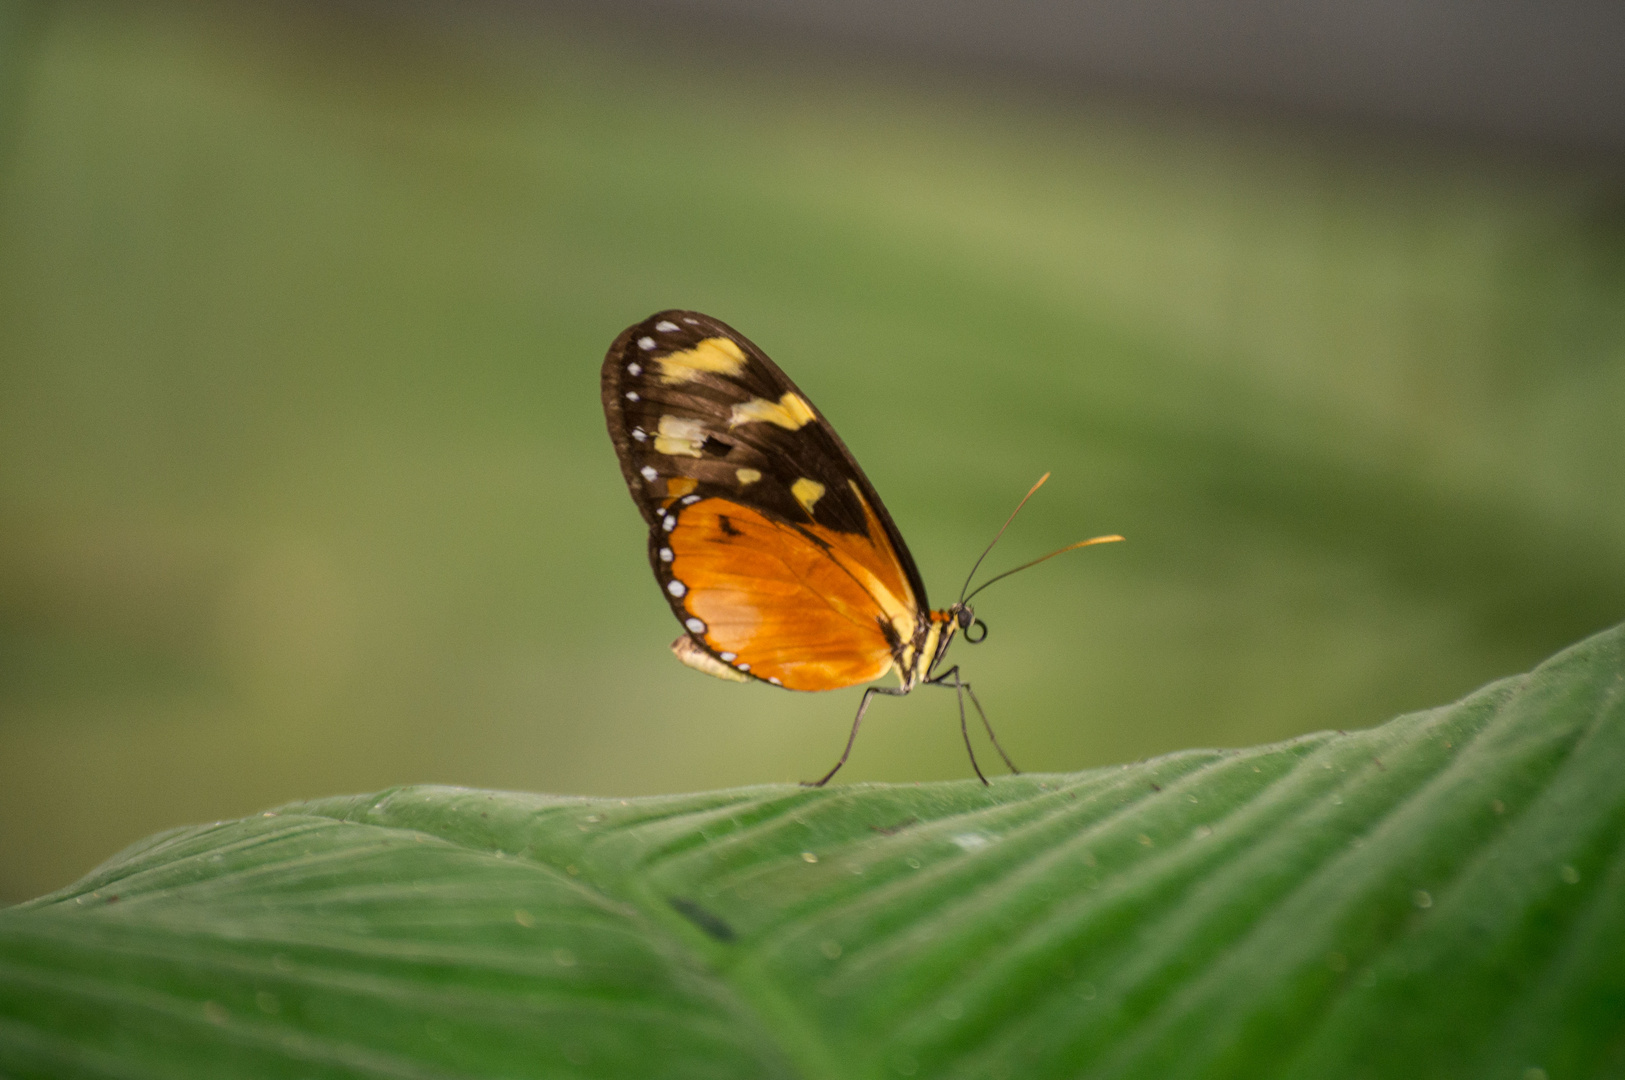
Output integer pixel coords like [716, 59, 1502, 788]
[949, 602, 987, 643]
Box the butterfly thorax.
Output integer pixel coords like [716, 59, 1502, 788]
[896, 604, 973, 691]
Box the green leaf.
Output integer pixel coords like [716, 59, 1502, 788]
[4, 622, 1624, 1079]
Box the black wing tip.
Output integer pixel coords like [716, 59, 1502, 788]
[622, 309, 718, 334]
[628, 310, 759, 348]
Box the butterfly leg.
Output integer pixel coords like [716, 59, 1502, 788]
[929, 666, 1021, 779]
[803, 685, 905, 787]
[923, 664, 987, 784]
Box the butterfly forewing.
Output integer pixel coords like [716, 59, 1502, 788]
[602, 311, 930, 691]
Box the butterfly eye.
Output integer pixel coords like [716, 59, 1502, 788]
[955, 606, 974, 630]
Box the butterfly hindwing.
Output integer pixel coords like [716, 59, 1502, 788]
[602, 311, 931, 690]
[660, 496, 903, 689]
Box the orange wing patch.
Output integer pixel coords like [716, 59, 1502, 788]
[663, 498, 919, 692]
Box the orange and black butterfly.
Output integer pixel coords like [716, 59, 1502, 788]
[602, 311, 1121, 785]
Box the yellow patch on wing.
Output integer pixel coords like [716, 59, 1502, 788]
[654, 415, 707, 457]
[671, 635, 749, 682]
[736, 467, 762, 486]
[655, 337, 747, 384]
[665, 476, 698, 499]
[791, 477, 826, 514]
[730, 392, 817, 431]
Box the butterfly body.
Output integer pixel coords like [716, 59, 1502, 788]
[602, 310, 1103, 784]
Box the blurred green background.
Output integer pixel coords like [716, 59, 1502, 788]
[2, 1, 1623, 903]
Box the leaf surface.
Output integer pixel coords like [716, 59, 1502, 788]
[4, 623, 1624, 1079]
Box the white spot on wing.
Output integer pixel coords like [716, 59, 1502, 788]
[768, 677, 782, 685]
[682, 317, 698, 324]
[628, 362, 642, 375]
[638, 337, 655, 350]
[640, 466, 658, 481]
[681, 494, 700, 505]
[659, 547, 673, 562]
[631, 428, 646, 442]
[736, 663, 750, 672]
[667, 580, 686, 597]
[654, 414, 707, 458]
[686, 617, 706, 633]
[625, 391, 639, 401]
[719, 652, 736, 662]
[663, 515, 676, 531]
[655, 320, 680, 332]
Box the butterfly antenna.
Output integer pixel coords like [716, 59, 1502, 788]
[957, 473, 1054, 604]
[963, 534, 1124, 604]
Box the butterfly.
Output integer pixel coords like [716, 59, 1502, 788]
[601, 311, 1122, 785]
